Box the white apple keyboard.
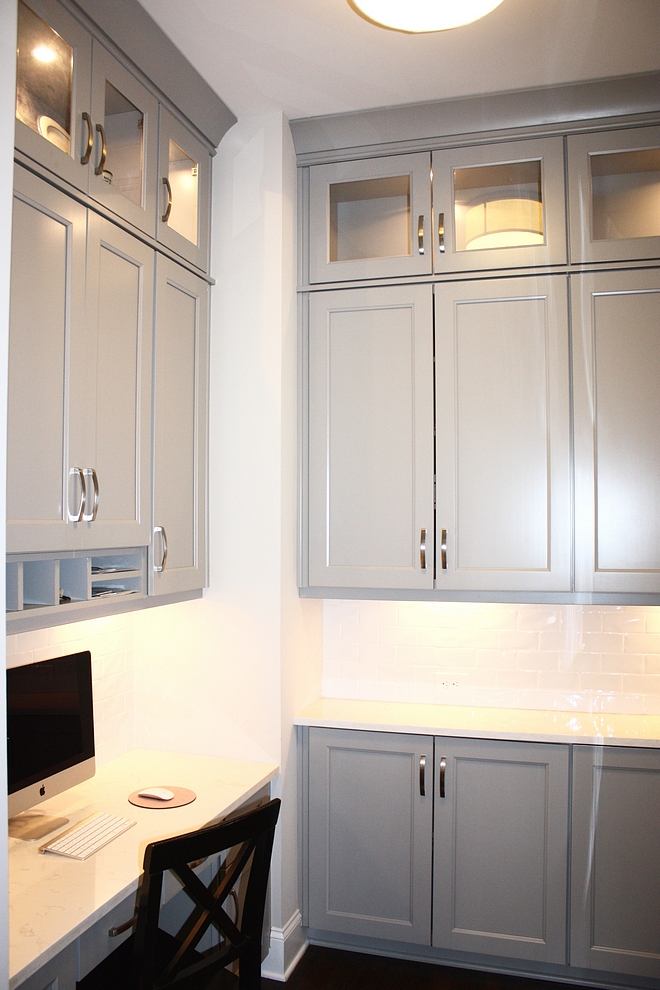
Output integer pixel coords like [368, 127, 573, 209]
[39, 812, 136, 861]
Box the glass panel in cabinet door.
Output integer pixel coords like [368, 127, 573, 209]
[16, 0, 72, 153]
[453, 160, 543, 252]
[157, 106, 210, 272]
[308, 153, 432, 283]
[432, 137, 566, 274]
[14, 0, 91, 192]
[329, 175, 410, 262]
[166, 139, 199, 244]
[568, 126, 660, 264]
[101, 81, 144, 206]
[89, 43, 158, 236]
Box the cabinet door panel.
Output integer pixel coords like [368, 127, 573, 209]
[568, 126, 660, 265]
[157, 107, 211, 273]
[8, 166, 86, 553]
[573, 269, 660, 591]
[432, 137, 566, 274]
[88, 42, 158, 236]
[15, 0, 92, 195]
[81, 214, 153, 549]
[151, 258, 208, 595]
[307, 728, 432, 944]
[433, 737, 569, 963]
[435, 275, 571, 591]
[309, 153, 432, 283]
[571, 746, 660, 979]
[307, 285, 434, 589]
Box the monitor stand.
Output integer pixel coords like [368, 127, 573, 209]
[8, 811, 69, 841]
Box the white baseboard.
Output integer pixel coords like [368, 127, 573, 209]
[261, 909, 308, 982]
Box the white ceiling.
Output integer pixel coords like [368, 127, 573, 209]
[137, 0, 660, 121]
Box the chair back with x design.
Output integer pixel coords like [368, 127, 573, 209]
[130, 798, 280, 989]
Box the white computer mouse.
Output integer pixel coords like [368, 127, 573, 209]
[138, 787, 175, 801]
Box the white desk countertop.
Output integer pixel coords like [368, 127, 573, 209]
[9, 749, 279, 989]
[294, 697, 660, 746]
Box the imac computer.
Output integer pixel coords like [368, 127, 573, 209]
[7, 650, 95, 840]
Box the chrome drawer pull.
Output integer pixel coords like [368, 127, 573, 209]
[439, 756, 447, 798]
[419, 755, 426, 796]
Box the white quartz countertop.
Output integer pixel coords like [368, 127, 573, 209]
[9, 749, 279, 988]
[294, 698, 660, 746]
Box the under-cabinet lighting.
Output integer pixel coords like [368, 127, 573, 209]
[349, 0, 504, 33]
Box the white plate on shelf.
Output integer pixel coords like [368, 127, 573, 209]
[37, 115, 70, 153]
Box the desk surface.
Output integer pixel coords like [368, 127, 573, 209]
[9, 749, 279, 988]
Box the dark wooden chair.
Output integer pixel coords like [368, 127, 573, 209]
[77, 798, 281, 990]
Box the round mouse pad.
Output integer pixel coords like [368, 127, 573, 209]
[128, 787, 196, 809]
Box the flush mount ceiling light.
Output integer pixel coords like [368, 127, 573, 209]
[465, 197, 544, 250]
[349, 0, 504, 33]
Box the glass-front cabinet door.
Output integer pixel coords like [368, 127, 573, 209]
[568, 126, 660, 264]
[308, 153, 432, 283]
[15, 0, 91, 193]
[432, 137, 567, 273]
[89, 42, 158, 236]
[157, 107, 211, 272]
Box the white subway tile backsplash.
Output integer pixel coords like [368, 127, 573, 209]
[5, 613, 134, 766]
[321, 601, 660, 715]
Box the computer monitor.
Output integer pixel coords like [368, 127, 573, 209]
[7, 650, 95, 839]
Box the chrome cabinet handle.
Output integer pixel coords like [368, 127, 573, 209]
[419, 755, 426, 796]
[417, 215, 424, 255]
[68, 467, 86, 522]
[439, 756, 447, 798]
[438, 212, 446, 254]
[420, 528, 427, 570]
[81, 112, 93, 165]
[162, 177, 173, 222]
[82, 468, 99, 522]
[441, 528, 447, 570]
[94, 123, 107, 176]
[154, 525, 168, 572]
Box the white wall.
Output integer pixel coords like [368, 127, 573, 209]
[0, 3, 17, 984]
[132, 111, 322, 979]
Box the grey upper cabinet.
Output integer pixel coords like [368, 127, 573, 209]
[16, 0, 159, 236]
[306, 283, 434, 589]
[157, 107, 211, 273]
[8, 166, 86, 554]
[306, 727, 433, 944]
[572, 268, 660, 593]
[571, 745, 660, 980]
[568, 125, 660, 265]
[86, 40, 158, 237]
[308, 153, 432, 283]
[433, 737, 569, 963]
[431, 137, 567, 274]
[8, 165, 153, 555]
[434, 275, 572, 592]
[151, 257, 209, 596]
[79, 212, 154, 549]
[15, 0, 92, 195]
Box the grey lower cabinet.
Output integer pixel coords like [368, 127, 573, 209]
[571, 746, 660, 980]
[305, 728, 569, 964]
[306, 727, 433, 943]
[151, 257, 209, 595]
[432, 737, 569, 964]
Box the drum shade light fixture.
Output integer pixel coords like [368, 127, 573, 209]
[350, 0, 504, 32]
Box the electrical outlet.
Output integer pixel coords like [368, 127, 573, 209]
[441, 679, 459, 688]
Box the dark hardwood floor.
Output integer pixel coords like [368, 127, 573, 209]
[263, 946, 604, 990]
